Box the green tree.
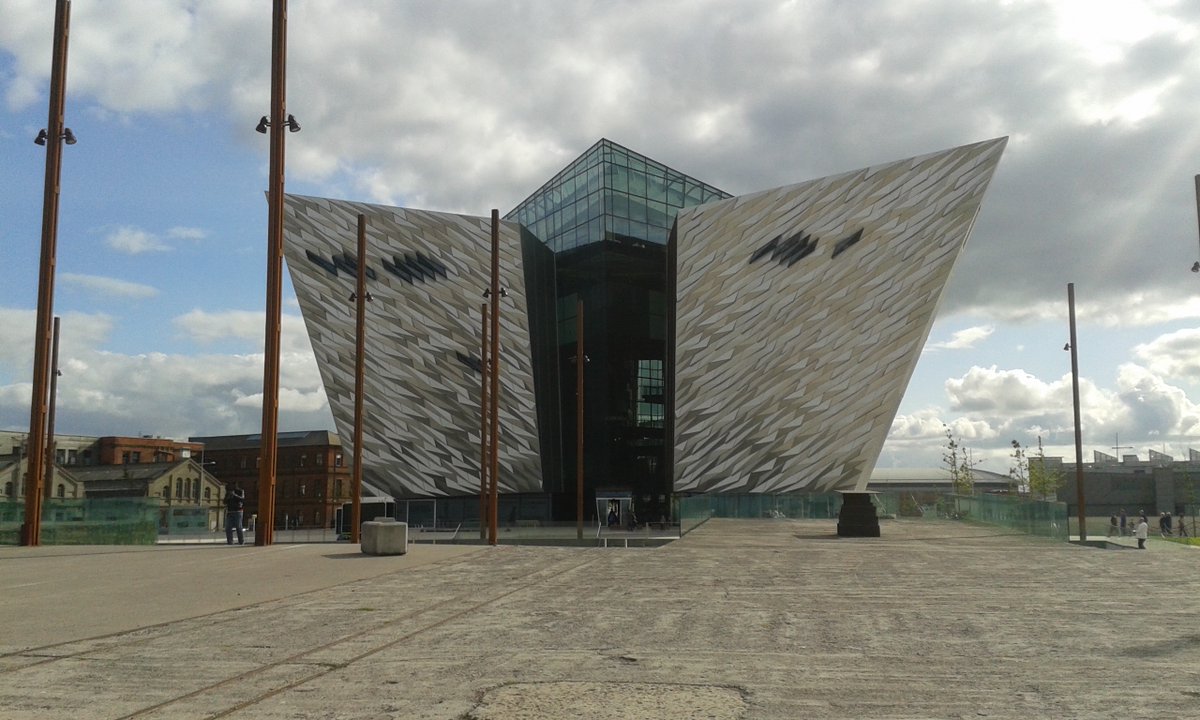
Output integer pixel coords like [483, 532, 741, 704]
[943, 426, 975, 494]
[1027, 435, 1064, 500]
[1009, 440, 1029, 496]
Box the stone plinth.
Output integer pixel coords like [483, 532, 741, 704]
[361, 518, 408, 555]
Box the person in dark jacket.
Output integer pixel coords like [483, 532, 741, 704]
[224, 483, 246, 545]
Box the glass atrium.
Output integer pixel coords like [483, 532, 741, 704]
[506, 139, 730, 521]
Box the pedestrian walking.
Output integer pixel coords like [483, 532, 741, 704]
[225, 483, 246, 545]
[1135, 517, 1149, 549]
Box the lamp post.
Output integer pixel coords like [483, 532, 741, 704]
[23, 0, 74, 546]
[255, 0, 300, 546]
[487, 210, 502, 546]
[1067, 283, 1087, 540]
[349, 214, 371, 544]
[479, 302, 489, 541]
[44, 317, 62, 499]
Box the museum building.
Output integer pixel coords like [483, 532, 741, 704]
[282, 137, 1006, 524]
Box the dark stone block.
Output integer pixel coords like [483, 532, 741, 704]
[837, 492, 880, 537]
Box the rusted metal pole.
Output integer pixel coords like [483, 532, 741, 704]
[350, 213, 367, 544]
[1068, 283, 1086, 541]
[24, 0, 72, 546]
[576, 300, 584, 541]
[487, 210, 501, 545]
[44, 316, 62, 499]
[1194, 175, 1200, 255]
[256, 0, 289, 546]
[479, 302, 489, 540]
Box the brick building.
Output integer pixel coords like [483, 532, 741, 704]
[189, 431, 353, 529]
[95, 436, 204, 465]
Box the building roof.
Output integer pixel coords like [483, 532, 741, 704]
[867, 467, 1012, 487]
[188, 430, 341, 451]
[69, 461, 188, 482]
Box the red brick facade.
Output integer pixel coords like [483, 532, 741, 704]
[190, 432, 353, 529]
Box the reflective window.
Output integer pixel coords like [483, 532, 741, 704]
[636, 360, 665, 428]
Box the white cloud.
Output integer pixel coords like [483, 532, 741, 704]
[0, 320, 330, 438]
[167, 226, 206, 241]
[1131, 327, 1200, 379]
[926, 324, 994, 351]
[105, 226, 169, 254]
[60, 273, 158, 299]
[172, 309, 313, 354]
[946, 365, 1066, 414]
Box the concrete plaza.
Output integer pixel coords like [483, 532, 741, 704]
[1, 519, 1196, 719]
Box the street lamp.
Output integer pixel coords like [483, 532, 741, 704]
[350, 214, 372, 544]
[1067, 283, 1086, 541]
[255, 0, 300, 546]
[487, 210, 504, 545]
[24, 0, 74, 546]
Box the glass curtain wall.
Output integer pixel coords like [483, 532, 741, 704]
[506, 139, 730, 523]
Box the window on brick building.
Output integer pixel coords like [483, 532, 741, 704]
[122, 451, 131, 464]
[57, 484, 64, 498]
[131, 451, 141, 463]
[335, 453, 343, 467]
[176, 479, 184, 498]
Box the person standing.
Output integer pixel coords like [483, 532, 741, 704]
[225, 483, 246, 545]
[1108, 513, 1118, 537]
[1119, 509, 1128, 536]
[1135, 516, 1149, 550]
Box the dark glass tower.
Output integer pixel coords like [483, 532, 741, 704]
[506, 139, 730, 521]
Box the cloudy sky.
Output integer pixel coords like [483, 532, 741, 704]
[3, 0, 1200, 476]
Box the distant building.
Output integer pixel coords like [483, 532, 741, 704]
[1, 457, 85, 500]
[95, 436, 203, 466]
[0, 430, 100, 468]
[1049, 449, 1200, 518]
[189, 431, 353, 529]
[69, 459, 224, 532]
[867, 467, 1014, 495]
[0, 431, 202, 468]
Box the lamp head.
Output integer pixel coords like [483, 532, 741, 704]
[285, 114, 301, 132]
[255, 116, 270, 134]
[1192, 261, 1199, 273]
[62, 128, 76, 145]
[34, 129, 48, 146]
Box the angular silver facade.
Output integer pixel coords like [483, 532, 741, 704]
[282, 195, 555, 497]
[670, 138, 1007, 494]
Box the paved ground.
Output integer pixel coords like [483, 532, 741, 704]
[1, 519, 1197, 719]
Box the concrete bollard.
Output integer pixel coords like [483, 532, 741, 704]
[361, 518, 408, 555]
